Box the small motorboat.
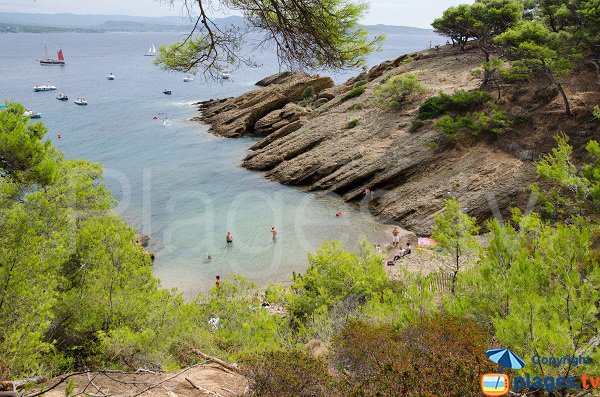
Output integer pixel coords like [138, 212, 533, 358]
[74, 98, 88, 106]
[24, 109, 42, 118]
[221, 71, 231, 80]
[163, 89, 172, 95]
[183, 76, 194, 82]
[56, 92, 68, 101]
[107, 73, 115, 80]
[33, 83, 57, 92]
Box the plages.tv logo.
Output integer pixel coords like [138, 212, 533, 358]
[480, 348, 526, 396]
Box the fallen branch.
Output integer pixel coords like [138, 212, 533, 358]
[26, 372, 90, 397]
[191, 349, 241, 374]
[130, 361, 208, 397]
[184, 377, 223, 397]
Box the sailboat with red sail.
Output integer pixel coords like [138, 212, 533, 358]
[39, 43, 65, 65]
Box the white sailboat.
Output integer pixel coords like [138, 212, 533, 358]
[145, 43, 156, 57]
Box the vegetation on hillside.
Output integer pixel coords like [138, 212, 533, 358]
[2, 103, 599, 396]
[433, 0, 600, 116]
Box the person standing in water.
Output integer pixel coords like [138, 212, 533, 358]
[226, 232, 233, 244]
[215, 275, 221, 288]
[271, 226, 278, 241]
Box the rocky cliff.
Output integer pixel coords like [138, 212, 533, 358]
[196, 46, 600, 234]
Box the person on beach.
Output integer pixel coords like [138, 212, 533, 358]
[226, 232, 233, 244]
[336, 211, 342, 217]
[271, 226, 278, 241]
[375, 244, 382, 253]
[392, 227, 400, 248]
[215, 275, 221, 288]
[393, 243, 412, 260]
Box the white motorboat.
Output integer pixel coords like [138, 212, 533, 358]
[74, 98, 88, 106]
[183, 76, 194, 82]
[56, 92, 68, 101]
[107, 73, 115, 80]
[33, 84, 57, 92]
[24, 109, 42, 118]
[221, 71, 231, 80]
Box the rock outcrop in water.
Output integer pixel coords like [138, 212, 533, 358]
[196, 46, 599, 234]
[197, 72, 333, 138]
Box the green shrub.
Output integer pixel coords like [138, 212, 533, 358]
[287, 241, 388, 322]
[435, 109, 511, 141]
[243, 351, 336, 397]
[418, 90, 491, 120]
[425, 140, 439, 149]
[374, 73, 426, 108]
[346, 118, 359, 129]
[400, 55, 415, 64]
[353, 79, 369, 88]
[593, 105, 600, 120]
[341, 85, 365, 101]
[409, 119, 425, 132]
[302, 85, 316, 100]
[348, 103, 364, 111]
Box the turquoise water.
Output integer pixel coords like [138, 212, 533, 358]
[0, 32, 444, 296]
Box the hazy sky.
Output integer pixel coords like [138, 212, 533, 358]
[0, 0, 473, 28]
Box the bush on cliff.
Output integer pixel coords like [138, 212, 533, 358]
[434, 108, 511, 140]
[341, 85, 365, 101]
[373, 73, 426, 109]
[418, 89, 491, 120]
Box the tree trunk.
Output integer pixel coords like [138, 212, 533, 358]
[545, 67, 572, 116]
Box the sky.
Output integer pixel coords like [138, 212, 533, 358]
[0, 0, 473, 28]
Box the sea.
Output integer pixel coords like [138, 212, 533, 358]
[0, 31, 445, 297]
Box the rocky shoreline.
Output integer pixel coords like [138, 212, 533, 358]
[194, 45, 598, 234]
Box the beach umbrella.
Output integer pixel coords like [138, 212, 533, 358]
[486, 348, 526, 370]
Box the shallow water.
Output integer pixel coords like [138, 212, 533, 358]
[0, 31, 445, 296]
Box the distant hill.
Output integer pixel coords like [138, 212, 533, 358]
[363, 24, 434, 35]
[0, 12, 432, 35]
[98, 20, 192, 32]
[0, 12, 189, 28]
[0, 23, 97, 33]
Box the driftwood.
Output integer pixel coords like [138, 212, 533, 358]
[191, 350, 241, 374]
[184, 377, 223, 397]
[129, 362, 207, 397]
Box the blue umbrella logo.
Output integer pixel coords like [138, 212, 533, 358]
[486, 348, 526, 370]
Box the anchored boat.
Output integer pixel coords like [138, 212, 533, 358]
[33, 84, 57, 92]
[74, 98, 88, 106]
[24, 109, 42, 118]
[39, 44, 65, 65]
[145, 44, 156, 57]
[56, 93, 68, 101]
